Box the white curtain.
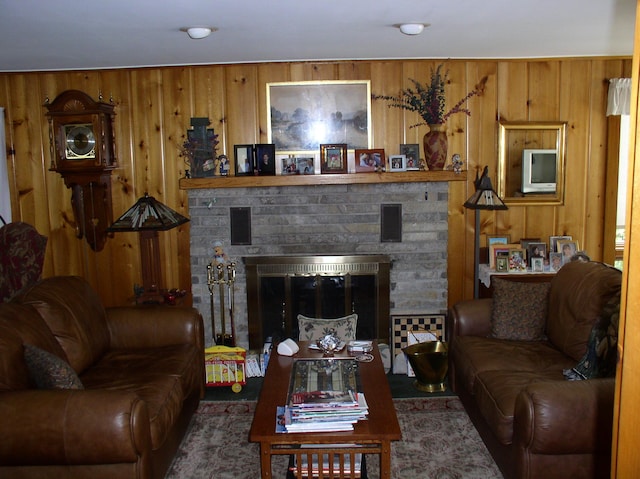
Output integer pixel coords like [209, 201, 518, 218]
[607, 78, 632, 116]
[0, 107, 10, 224]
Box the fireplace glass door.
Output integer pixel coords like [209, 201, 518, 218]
[245, 255, 390, 349]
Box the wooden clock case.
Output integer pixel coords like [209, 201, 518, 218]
[45, 90, 117, 251]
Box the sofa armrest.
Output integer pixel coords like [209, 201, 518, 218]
[0, 390, 151, 465]
[514, 378, 615, 455]
[448, 298, 493, 338]
[106, 306, 204, 351]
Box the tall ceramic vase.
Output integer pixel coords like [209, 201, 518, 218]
[423, 123, 448, 170]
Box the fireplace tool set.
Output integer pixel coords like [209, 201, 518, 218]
[207, 261, 236, 346]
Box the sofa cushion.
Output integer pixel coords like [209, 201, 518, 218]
[80, 344, 197, 449]
[297, 313, 358, 341]
[15, 276, 111, 373]
[0, 321, 31, 391]
[490, 278, 550, 340]
[546, 262, 622, 361]
[474, 370, 564, 445]
[451, 335, 575, 393]
[564, 291, 620, 380]
[23, 344, 84, 389]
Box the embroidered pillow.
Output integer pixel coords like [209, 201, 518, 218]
[490, 278, 551, 341]
[297, 314, 358, 342]
[23, 344, 84, 390]
[564, 292, 620, 380]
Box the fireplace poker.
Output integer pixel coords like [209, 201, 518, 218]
[228, 263, 237, 345]
[217, 264, 227, 343]
[206, 263, 216, 343]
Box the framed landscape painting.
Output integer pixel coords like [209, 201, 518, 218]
[267, 80, 371, 152]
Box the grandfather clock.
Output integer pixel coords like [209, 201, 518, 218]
[45, 90, 116, 251]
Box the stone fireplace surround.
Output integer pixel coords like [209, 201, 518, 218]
[187, 181, 449, 349]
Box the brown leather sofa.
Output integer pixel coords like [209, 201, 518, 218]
[0, 276, 204, 479]
[448, 261, 621, 479]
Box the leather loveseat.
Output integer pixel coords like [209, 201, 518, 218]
[448, 261, 621, 479]
[0, 276, 204, 479]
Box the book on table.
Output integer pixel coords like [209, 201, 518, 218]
[276, 358, 368, 433]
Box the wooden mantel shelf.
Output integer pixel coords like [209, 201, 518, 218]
[179, 170, 467, 189]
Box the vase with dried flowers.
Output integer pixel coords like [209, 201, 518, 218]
[373, 64, 487, 170]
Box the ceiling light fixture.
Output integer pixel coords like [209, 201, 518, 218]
[398, 23, 427, 36]
[184, 27, 214, 39]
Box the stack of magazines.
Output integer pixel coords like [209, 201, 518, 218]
[276, 389, 369, 433]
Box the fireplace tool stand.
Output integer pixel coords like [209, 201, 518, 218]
[207, 261, 236, 346]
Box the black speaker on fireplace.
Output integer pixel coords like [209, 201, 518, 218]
[381, 203, 402, 242]
[230, 207, 251, 245]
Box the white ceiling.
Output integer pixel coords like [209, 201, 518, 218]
[0, 0, 636, 73]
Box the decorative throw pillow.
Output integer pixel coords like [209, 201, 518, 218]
[297, 314, 358, 342]
[564, 292, 620, 380]
[23, 344, 84, 390]
[490, 278, 551, 341]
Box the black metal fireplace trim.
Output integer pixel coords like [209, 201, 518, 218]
[244, 254, 391, 349]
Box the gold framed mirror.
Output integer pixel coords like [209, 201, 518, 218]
[497, 121, 567, 206]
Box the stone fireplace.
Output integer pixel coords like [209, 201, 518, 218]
[187, 181, 449, 349]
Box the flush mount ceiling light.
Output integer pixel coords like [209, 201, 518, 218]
[398, 23, 428, 35]
[182, 27, 216, 39]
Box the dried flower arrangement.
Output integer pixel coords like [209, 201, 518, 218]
[372, 64, 488, 127]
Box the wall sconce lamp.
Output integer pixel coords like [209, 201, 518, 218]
[463, 167, 508, 298]
[107, 193, 189, 303]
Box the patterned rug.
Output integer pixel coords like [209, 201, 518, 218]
[165, 397, 503, 479]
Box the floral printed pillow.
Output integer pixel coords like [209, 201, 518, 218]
[297, 314, 358, 342]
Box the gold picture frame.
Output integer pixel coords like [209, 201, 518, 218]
[489, 243, 520, 269]
[266, 80, 371, 153]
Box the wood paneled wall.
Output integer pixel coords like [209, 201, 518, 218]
[0, 58, 631, 307]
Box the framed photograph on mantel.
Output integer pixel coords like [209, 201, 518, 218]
[320, 144, 348, 174]
[400, 144, 420, 170]
[355, 148, 385, 173]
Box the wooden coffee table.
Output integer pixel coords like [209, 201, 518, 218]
[249, 341, 401, 478]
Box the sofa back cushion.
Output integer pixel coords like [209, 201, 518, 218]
[14, 276, 110, 373]
[546, 261, 622, 361]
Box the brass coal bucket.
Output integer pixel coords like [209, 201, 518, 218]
[403, 341, 449, 393]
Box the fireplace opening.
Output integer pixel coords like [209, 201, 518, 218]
[244, 255, 391, 349]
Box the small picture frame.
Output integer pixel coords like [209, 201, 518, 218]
[527, 242, 547, 266]
[234, 144, 254, 176]
[496, 256, 509, 272]
[256, 143, 276, 176]
[400, 144, 420, 170]
[388, 155, 406, 172]
[279, 155, 316, 175]
[549, 252, 563, 272]
[531, 257, 544, 272]
[508, 249, 527, 272]
[549, 235, 572, 252]
[355, 148, 385, 173]
[489, 243, 519, 269]
[487, 235, 511, 247]
[558, 240, 579, 263]
[320, 144, 348, 174]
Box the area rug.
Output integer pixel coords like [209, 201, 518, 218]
[165, 397, 503, 479]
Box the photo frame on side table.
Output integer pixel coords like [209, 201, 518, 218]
[550, 235, 572, 252]
[549, 252, 563, 272]
[527, 242, 547, 267]
[558, 240, 579, 264]
[489, 243, 519, 269]
[487, 235, 511, 247]
[234, 144, 254, 176]
[320, 144, 348, 174]
[508, 249, 527, 272]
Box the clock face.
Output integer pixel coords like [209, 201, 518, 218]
[64, 123, 96, 159]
